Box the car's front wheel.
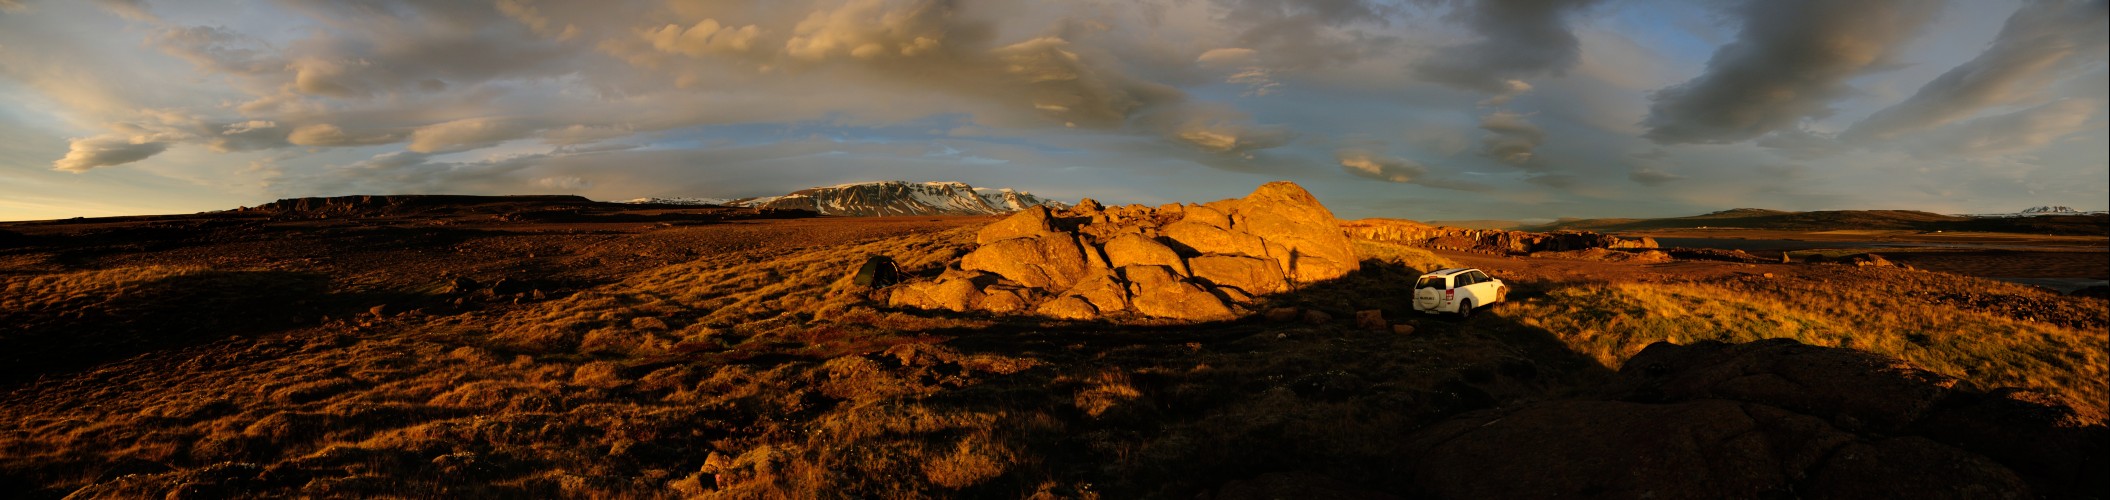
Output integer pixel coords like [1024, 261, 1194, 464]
[1456, 299, 1473, 319]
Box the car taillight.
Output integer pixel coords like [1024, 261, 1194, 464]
[1445, 289, 1454, 301]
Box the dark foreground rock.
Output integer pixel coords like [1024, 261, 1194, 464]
[1393, 339, 2107, 499]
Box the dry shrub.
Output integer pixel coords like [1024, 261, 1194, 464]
[923, 431, 1014, 489]
[269, 378, 360, 405]
[1074, 371, 1143, 418]
[572, 361, 628, 389]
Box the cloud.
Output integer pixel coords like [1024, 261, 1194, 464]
[1413, 0, 1602, 94]
[1338, 149, 1429, 182]
[1196, 47, 1259, 65]
[1643, 0, 1943, 144]
[1755, 128, 1847, 160]
[93, 0, 155, 21]
[1628, 167, 1683, 186]
[53, 135, 169, 172]
[1335, 149, 1492, 191]
[642, 19, 765, 57]
[1479, 110, 1543, 166]
[1212, 0, 1399, 70]
[542, 124, 638, 146]
[1845, 0, 2109, 143]
[1198, 47, 1281, 96]
[287, 123, 403, 147]
[536, 175, 593, 190]
[207, 120, 288, 152]
[1914, 97, 2105, 157]
[407, 118, 538, 153]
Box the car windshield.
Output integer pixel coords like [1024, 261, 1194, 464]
[1416, 276, 1448, 289]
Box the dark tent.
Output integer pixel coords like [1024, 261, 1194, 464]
[852, 255, 900, 288]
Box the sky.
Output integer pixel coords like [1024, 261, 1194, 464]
[1, 0, 2105, 222]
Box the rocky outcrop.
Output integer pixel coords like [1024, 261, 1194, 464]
[886, 182, 1358, 321]
[1341, 219, 1654, 255]
[1396, 339, 2107, 498]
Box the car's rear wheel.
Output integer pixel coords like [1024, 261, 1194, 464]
[1456, 299, 1473, 319]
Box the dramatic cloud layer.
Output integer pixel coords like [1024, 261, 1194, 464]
[1414, 0, 1601, 100]
[1643, 0, 1944, 144]
[0, 0, 2103, 222]
[1846, 0, 2108, 142]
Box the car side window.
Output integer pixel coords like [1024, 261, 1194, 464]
[1456, 274, 1476, 286]
[1469, 271, 1490, 283]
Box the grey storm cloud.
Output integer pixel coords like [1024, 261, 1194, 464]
[1214, 0, 1400, 69]
[1643, 0, 1944, 145]
[1414, 0, 1602, 95]
[1478, 110, 1544, 166]
[1336, 149, 1494, 191]
[1845, 0, 2109, 143]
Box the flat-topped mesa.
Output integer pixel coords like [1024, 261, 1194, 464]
[889, 181, 1359, 322]
[1341, 219, 1656, 255]
[253, 195, 597, 217]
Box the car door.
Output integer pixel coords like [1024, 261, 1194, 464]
[1465, 270, 1494, 304]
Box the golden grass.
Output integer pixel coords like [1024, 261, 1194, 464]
[6, 221, 2105, 497]
[1494, 271, 2109, 416]
[488, 226, 977, 356]
[0, 266, 205, 320]
[1353, 240, 1460, 273]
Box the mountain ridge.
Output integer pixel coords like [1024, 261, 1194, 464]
[1527, 208, 2107, 235]
[626, 181, 1067, 217]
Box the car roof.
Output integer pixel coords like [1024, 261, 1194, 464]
[1425, 268, 1478, 276]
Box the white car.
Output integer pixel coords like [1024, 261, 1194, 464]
[1413, 268, 1508, 317]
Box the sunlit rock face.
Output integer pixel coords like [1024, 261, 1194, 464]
[889, 181, 1358, 321]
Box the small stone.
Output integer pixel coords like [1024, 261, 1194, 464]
[1301, 309, 1332, 325]
[1355, 310, 1386, 331]
[1264, 307, 1300, 321]
[369, 304, 388, 317]
[1392, 324, 1416, 335]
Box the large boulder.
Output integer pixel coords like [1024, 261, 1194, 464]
[1396, 338, 2105, 498]
[961, 233, 1096, 290]
[1182, 205, 1233, 229]
[976, 205, 1057, 245]
[1102, 233, 1188, 276]
[1119, 265, 1235, 321]
[1187, 254, 1289, 296]
[1398, 399, 2029, 499]
[1060, 272, 1131, 314]
[887, 278, 985, 312]
[1617, 338, 1955, 432]
[1233, 182, 1359, 283]
[1034, 296, 1099, 320]
[1161, 221, 1275, 260]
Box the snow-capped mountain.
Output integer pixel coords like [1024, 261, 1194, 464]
[625, 196, 736, 206]
[2021, 206, 2081, 214]
[625, 181, 1069, 217]
[1959, 206, 2108, 218]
